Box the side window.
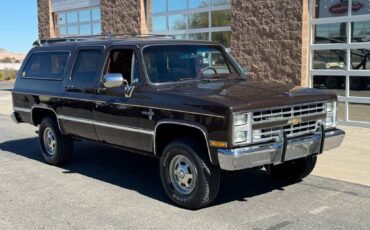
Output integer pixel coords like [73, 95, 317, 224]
[72, 49, 102, 92]
[22, 52, 69, 79]
[105, 49, 140, 85]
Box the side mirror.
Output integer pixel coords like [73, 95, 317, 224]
[103, 73, 124, 88]
[102, 73, 135, 98]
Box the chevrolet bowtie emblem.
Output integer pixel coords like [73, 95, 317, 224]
[288, 117, 302, 126]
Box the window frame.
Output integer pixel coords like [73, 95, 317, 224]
[54, 6, 101, 37]
[20, 50, 71, 81]
[140, 43, 244, 86]
[309, 0, 370, 127]
[101, 46, 143, 86]
[70, 47, 105, 92]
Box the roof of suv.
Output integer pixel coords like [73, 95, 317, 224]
[32, 38, 221, 51]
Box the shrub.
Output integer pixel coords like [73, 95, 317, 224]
[0, 69, 17, 81]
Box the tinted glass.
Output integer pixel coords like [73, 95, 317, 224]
[189, 12, 208, 29]
[143, 45, 237, 83]
[67, 12, 78, 23]
[312, 75, 345, 96]
[212, 31, 231, 47]
[314, 0, 349, 18]
[79, 24, 91, 35]
[189, 0, 209, 8]
[338, 102, 345, 121]
[152, 16, 167, 32]
[60, 26, 67, 36]
[312, 50, 346, 70]
[352, 21, 370, 42]
[91, 8, 101, 21]
[152, 0, 166, 13]
[22, 52, 69, 79]
[211, 10, 231, 27]
[351, 49, 370, 70]
[79, 9, 91, 22]
[168, 0, 187, 11]
[72, 50, 102, 91]
[92, 23, 101, 35]
[349, 103, 370, 122]
[169, 14, 187, 30]
[68, 25, 78, 35]
[212, 0, 231, 6]
[351, 0, 370, 15]
[350, 76, 370, 96]
[188, 32, 209, 40]
[59, 13, 67, 25]
[314, 23, 346, 44]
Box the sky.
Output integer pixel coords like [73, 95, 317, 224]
[0, 1, 38, 53]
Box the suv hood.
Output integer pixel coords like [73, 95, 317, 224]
[159, 79, 336, 112]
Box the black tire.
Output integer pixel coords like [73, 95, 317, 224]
[269, 155, 317, 182]
[159, 139, 220, 210]
[39, 117, 73, 165]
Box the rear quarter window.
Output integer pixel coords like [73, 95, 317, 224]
[21, 52, 69, 80]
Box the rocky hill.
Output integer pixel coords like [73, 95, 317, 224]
[0, 49, 25, 63]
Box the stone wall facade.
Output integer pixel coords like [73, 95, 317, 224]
[100, 0, 146, 35]
[37, 0, 307, 85]
[38, 0, 55, 39]
[231, 0, 304, 86]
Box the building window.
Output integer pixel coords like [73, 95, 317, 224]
[147, 0, 231, 47]
[54, 7, 101, 37]
[309, 0, 370, 127]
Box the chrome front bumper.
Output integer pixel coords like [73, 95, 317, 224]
[218, 129, 345, 171]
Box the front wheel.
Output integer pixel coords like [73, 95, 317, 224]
[159, 139, 220, 210]
[268, 155, 317, 182]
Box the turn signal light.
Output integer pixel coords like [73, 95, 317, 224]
[209, 141, 228, 148]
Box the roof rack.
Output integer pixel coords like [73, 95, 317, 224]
[33, 33, 175, 46]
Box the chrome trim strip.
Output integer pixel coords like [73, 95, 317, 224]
[11, 91, 224, 119]
[13, 107, 32, 113]
[153, 121, 213, 164]
[57, 115, 155, 135]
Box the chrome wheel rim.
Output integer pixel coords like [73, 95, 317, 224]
[169, 155, 197, 195]
[43, 127, 57, 156]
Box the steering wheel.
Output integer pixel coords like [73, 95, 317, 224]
[197, 67, 218, 79]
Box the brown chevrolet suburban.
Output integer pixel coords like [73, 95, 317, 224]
[11, 35, 345, 209]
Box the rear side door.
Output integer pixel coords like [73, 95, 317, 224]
[93, 46, 142, 149]
[60, 47, 104, 141]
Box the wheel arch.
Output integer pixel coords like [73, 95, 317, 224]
[154, 121, 214, 164]
[31, 106, 63, 133]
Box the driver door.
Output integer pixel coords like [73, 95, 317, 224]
[93, 46, 142, 149]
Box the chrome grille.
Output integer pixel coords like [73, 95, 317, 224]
[253, 102, 325, 124]
[253, 121, 318, 143]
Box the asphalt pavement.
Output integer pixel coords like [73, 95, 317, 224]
[0, 115, 370, 229]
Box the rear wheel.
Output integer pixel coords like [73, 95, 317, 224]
[159, 139, 220, 210]
[268, 155, 317, 182]
[39, 117, 73, 165]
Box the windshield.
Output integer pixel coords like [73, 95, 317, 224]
[142, 45, 240, 83]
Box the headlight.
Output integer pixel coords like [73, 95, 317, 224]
[233, 112, 252, 145]
[325, 101, 337, 129]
